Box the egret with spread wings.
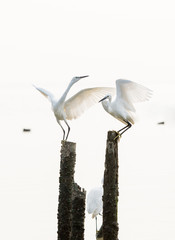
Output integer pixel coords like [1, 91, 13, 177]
[99, 79, 152, 135]
[34, 76, 115, 140]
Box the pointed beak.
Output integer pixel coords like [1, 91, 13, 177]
[79, 75, 89, 79]
[99, 95, 109, 103]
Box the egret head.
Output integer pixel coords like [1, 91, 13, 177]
[71, 75, 89, 84]
[99, 94, 111, 103]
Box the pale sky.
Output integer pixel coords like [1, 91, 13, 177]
[0, 1, 175, 240]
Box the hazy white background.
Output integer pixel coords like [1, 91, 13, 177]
[0, 0, 175, 239]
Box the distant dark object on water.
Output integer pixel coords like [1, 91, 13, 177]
[23, 128, 31, 132]
[157, 121, 165, 125]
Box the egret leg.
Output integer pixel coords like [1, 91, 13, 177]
[57, 120, 65, 140]
[119, 122, 132, 135]
[114, 122, 132, 140]
[95, 216, 97, 233]
[64, 120, 70, 141]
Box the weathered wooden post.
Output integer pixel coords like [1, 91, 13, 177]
[71, 183, 86, 240]
[57, 140, 76, 240]
[103, 131, 119, 240]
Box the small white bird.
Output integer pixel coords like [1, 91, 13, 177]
[99, 79, 152, 135]
[87, 185, 103, 232]
[34, 76, 115, 140]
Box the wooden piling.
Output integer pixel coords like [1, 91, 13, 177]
[103, 131, 119, 240]
[57, 141, 76, 240]
[71, 183, 86, 240]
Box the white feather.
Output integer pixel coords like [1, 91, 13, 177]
[87, 186, 103, 218]
[34, 76, 115, 140]
[65, 87, 115, 120]
[100, 79, 152, 134]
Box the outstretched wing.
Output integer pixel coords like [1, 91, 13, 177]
[33, 85, 56, 104]
[116, 79, 152, 112]
[64, 87, 115, 120]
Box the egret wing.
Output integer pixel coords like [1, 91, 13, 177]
[116, 79, 152, 112]
[33, 85, 55, 103]
[64, 87, 115, 120]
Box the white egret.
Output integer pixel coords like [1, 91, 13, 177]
[99, 79, 152, 135]
[34, 76, 115, 140]
[87, 185, 103, 232]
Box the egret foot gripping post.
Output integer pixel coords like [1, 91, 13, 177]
[113, 131, 122, 141]
[113, 122, 132, 141]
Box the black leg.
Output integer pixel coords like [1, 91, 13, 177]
[118, 124, 129, 133]
[95, 216, 97, 233]
[65, 120, 70, 141]
[62, 129, 65, 140]
[119, 122, 132, 135]
[57, 120, 65, 140]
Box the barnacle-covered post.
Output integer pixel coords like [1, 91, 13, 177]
[71, 183, 86, 240]
[103, 131, 119, 240]
[57, 141, 76, 240]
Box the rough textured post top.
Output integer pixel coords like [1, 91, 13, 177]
[61, 140, 76, 156]
[107, 131, 119, 141]
[73, 183, 86, 199]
